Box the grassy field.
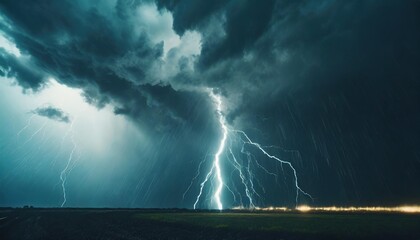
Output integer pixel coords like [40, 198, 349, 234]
[136, 211, 420, 239]
[0, 208, 419, 239]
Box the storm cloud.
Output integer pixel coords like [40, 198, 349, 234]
[0, 0, 205, 133]
[0, 0, 419, 206]
[31, 106, 71, 123]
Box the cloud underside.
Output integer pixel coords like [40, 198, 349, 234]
[0, 0, 417, 122]
[0, 0, 418, 138]
[32, 106, 71, 123]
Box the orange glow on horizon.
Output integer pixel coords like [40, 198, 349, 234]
[232, 205, 420, 213]
[295, 205, 420, 213]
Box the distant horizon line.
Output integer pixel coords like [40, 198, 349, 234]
[2, 205, 420, 213]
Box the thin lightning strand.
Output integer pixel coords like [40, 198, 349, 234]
[244, 152, 262, 199]
[8, 116, 43, 156]
[183, 154, 208, 200]
[193, 164, 214, 209]
[17, 115, 35, 137]
[242, 145, 279, 180]
[21, 121, 47, 147]
[228, 148, 255, 208]
[60, 144, 75, 207]
[233, 129, 313, 205]
[224, 183, 237, 203]
[253, 156, 279, 181]
[51, 119, 75, 167]
[262, 145, 302, 178]
[227, 167, 244, 206]
[60, 120, 77, 207]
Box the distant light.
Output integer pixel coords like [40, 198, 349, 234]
[394, 206, 420, 213]
[232, 206, 289, 211]
[232, 205, 420, 214]
[296, 205, 311, 212]
[295, 205, 420, 213]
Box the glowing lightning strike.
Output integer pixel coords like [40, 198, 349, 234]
[60, 120, 78, 207]
[192, 89, 312, 209]
[212, 93, 228, 210]
[194, 92, 227, 210]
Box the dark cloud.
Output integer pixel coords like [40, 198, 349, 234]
[211, 0, 420, 205]
[156, 0, 227, 34]
[199, 0, 276, 67]
[32, 106, 71, 123]
[0, 0, 207, 133]
[157, 0, 277, 67]
[0, 49, 46, 91]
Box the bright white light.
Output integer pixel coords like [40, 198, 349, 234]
[193, 91, 227, 210]
[211, 92, 228, 210]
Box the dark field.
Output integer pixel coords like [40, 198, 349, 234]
[0, 208, 419, 240]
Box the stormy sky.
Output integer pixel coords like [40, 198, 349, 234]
[0, 0, 419, 208]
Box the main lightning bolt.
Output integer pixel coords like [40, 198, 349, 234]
[194, 92, 227, 210]
[192, 89, 312, 209]
[60, 120, 79, 207]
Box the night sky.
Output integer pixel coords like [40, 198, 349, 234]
[0, 0, 419, 209]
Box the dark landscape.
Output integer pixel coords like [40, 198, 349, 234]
[1, 208, 419, 240]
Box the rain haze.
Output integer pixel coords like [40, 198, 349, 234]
[0, 0, 419, 210]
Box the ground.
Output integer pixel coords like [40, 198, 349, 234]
[0, 208, 419, 239]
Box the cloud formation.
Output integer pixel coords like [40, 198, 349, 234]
[31, 106, 71, 123]
[0, 0, 205, 132]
